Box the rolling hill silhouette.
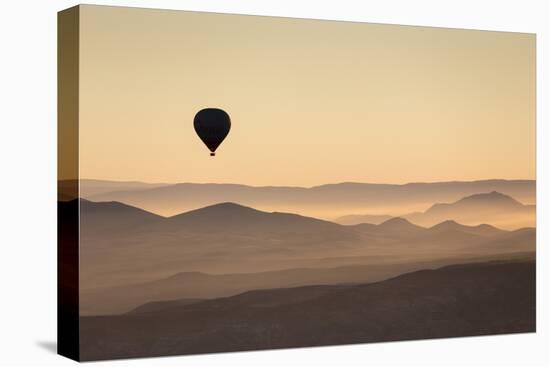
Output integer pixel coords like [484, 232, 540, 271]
[352, 217, 506, 239]
[80, 199, 164, 235]
[80, 251, 534, 315]
[428, 220, 505, 237]
[157, 202, 358, 242]
[336, 191, 535, 229]
[77, 199, 535, 315]
[404, 191, 535, 228]
[375, 217, 426, 236]
[63, 179, 537, 359]
[351, 216, 522, 250]
[84, 179, 535, 218]
[79, 259, 535, 361]
[81, 200, 359, 243]
[423, 191, 525, 214]
[80, 263, 406, 315]
[79, 200, 365, 291]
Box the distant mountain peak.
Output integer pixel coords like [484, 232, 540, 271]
[380, 217, 413, 225]
[477, 223, 499, 230]
[203, 202, 258, 211]
[431, 219, 459, 227]
[80, 199, 161, 216]
[459, 191, 521, 204]
[175, 202, 265, 217]
[429, 220, 465, 231]
[469, 191, 505, 198]
[378, 217, 422, 230]
[144, 201, 360, 243]
[427, 219, 505, 236]
[425, 191, 524, 214]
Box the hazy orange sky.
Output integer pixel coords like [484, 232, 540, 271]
[79, 5, 535, 186]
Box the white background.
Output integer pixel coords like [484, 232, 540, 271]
[0, 0, 547, 366]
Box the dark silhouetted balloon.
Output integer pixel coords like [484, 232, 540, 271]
[193, 108, 231, 156]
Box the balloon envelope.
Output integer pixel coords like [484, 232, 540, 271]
[193, 108, 231, 156]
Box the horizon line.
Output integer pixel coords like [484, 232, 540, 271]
[64, 177, 536, 190]
[68, 198, 535, 232]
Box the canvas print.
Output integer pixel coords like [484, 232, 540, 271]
[58, 5, 536, 362]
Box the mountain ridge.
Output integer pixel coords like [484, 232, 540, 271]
[79, 259, 536, 360]
[83, 179, 535, 218]
[404, 191, 535, 229]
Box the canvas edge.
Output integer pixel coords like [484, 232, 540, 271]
[57, 4, 81, 362]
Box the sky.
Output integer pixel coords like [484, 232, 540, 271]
[78, 5, 535, 186]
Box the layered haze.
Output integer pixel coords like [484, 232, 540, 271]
[76, 179, 535, 222]
[69, 5, 536, 360]
[72, 187, 536, 315]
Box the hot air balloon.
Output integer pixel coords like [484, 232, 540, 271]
[193, 108, 231, 156]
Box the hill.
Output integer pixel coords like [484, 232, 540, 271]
[79, 199, 164, 236]
[428, 220, 505, 237]
[84, 179, 535, 218]
[79, 201, 362, 290]
[79, 259, 536, 361]
[375, 217, 426, 236]
[405, 192, 535, 229]
[80, 251, 534, 315]
[157, 202, 358, 242]
[78, 199, 535, 297]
